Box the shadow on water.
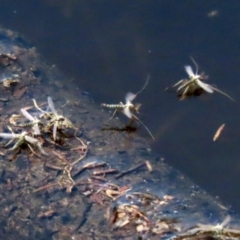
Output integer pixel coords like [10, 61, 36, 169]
[0, 0, 240, 237]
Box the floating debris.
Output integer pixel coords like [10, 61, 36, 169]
[213, 123, 225, 142]
[145, 160, 153, 172]
[9, 114, 21, 126]
[0, 73, 20, 88]
[207, 10, 219, 18]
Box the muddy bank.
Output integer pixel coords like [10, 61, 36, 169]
[0, 28, 239, 239]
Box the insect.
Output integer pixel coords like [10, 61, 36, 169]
[20, 108, 42, 135]
[173, 57, 234, 101]
[101, 75, 154, 140]
[0, 128, 47, 155]
[32, 98, 53, 120]
[178, 215, 233, 238]
[47, 97, 75, 140]
[33, 97, 75, 141]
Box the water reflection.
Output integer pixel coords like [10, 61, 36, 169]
[1, 0, 240, 213]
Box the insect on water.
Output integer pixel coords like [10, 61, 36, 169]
[33, 97, 74, 141]
[0, 127, 47, 155]
[173, 57, 234, 101]
[101, 75, 154, 140]
[179, 215, 233, 238]
[20, 108, 42, 135]
[47, 97, 74, 141]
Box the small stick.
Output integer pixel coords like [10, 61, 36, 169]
[44, 163, 64, 171]
[72, 162, 107, 178]
[92, 169, 119, 176]
[52, 150, 68, 162]
[90, 176, 107, 182]
[33, 182, 59, 193]
[115, 163, 146, 179]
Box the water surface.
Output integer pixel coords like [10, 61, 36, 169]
[1, 0, 240, 213]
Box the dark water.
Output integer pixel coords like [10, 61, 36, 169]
[1, 0, 240, 213]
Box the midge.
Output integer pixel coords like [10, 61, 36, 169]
[0, 128, 47, 155]
[101, 75, 154, 140]
[173, 57, 234, 101]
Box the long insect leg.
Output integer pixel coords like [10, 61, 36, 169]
[106, 109, 118, 123]
[165, 79, 185, 92]
[10, 138, 23, 151]
[190, 56, 199, 75]
[132, 114, 154, 140]
[172, 79, 184, 88]
[177, 80, 192, 92]
[33, 99, 45, 113]
[3, 126, 16, 147]
[27, 143, 42, 158]
[36, 142, 48, 155]
[4, 139, 15, 147]
[180, 85, 190, 100]
[210, 86, 235, 102]
[135, 74, 150, 96]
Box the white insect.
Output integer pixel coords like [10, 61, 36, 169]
[0, 130, 47, 155]
[21, 108, 41, 135]
[47, 97, 74, 141]
[102, 92, 140, 119]
[178, 215, 233, 238]
[101, 75, 154, 140]
[33, 97, 74, 141]
[173, 57, 234, 101]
